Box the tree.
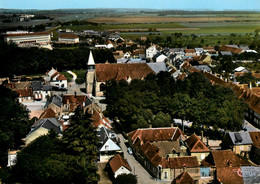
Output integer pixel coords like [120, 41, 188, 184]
[0, 85, 32, 166]
[113, 174, 137, 184]
[5, 108, 100, 184]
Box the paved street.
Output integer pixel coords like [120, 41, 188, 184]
[117, 134, 171, 184]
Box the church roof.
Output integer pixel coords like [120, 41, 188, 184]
[95, 63, 155, 82]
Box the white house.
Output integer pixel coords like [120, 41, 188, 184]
[234, 66, 249, 73]
[58, 34, 79, 43]
[156, 54, 168, 63]
[98, 127, 121, 162]
[146, 45, 159, 59]
[123, 52, 131, 59]
[109, 154, 132, 178]
[44, 68, 67, 88]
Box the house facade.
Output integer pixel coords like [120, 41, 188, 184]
[109, 154, 132, 178]
[128, 127, 200, 181]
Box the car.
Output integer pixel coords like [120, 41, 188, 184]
[127, 147, 133, 155]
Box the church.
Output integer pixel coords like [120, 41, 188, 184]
[86, 50, 156, 97]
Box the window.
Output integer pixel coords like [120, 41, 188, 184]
[240, 146, 244, 151]
[164, 172, 168, 179]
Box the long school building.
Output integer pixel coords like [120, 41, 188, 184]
[4, 32, 51, 44]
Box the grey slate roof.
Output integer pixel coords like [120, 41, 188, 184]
[220, 51, 232, 56]
[241, 166, 260, 183]
[28, 118, 62, 135]
[31, 81, 43, 91]
[193, 65, 212, 72]
[45, 95, 62, 108]
[228, 132, 253, 145]
[97, 127, 118, 149]
[147, 62, 168, 74]
[195, 48, 204, 52]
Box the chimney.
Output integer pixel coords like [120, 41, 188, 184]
[171, 123, 174, 128]
[149, 124, 152, 128]
[201, 131, 204, 142]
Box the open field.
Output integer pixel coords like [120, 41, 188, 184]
[90, 16, 237, 23]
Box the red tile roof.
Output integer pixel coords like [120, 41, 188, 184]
[59, 34, 79, 39]
[172, 171, 195, 184]
[249, 131, 260, 147]
[63, 95, 87, 111]
[201, 150, 250, 167]
[51, 72, 59, 80]
[91, 108, 112, 129]
[186, 134, 210, 153]
[185, 49, 196, 53]
[15, 88, 33, 97]
[219, 45, 243, 54]
[162, 156, 199, 169]
[6, 32, 49, 37]
[128, 127, 183, 145]
[57, 74, 67, 81]
[253, 73, 260, 79]
[39, 108, 56, 119]
[95, 63, 155, 82]
[109, 154, 132, 173]
[216, 166, 243, 184]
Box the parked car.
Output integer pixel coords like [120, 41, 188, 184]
[127, 147, 133, 155]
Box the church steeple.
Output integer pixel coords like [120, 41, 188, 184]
[86, 50, 96, 96]
[87, 50, 95, 70]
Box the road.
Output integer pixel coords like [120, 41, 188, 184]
[117, 134, 171, 184]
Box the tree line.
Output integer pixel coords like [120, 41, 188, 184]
[104, 72, 247, 133]
[0, 40, 116, 78]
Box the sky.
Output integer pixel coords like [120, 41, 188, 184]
[1, 0, 260, 11]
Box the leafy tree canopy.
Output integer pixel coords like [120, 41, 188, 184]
[105, 72, 246, 132]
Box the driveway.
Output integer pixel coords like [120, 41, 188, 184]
[117, 134, 171, 184]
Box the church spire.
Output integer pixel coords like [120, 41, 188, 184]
[88, 50, 95, 66]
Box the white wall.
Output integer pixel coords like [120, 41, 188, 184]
[115, 166, 131, 178]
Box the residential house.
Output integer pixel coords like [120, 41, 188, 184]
[44, 94, 62, 115]
[171, 171, 196, 184]
[203, 47, 218, 57]
[62, 94, 89, 114]
[123, 52, 131, 59]
[128, 127, 200, 181]
[132, 49, 145, 59]
[86, 50, 155, 96]
[173, 48, 185, 57]
[91, 107, 112, 130]
[155, 54, 168, 63]
[146, 45, 159, 59]
[185, 49, 196, 57]
[185, 134, 210, 163]
[31, 81, 50, 101]
[113, 50, 124, 60]
[201, 150, 251, 182]
[44, 68, 67, 88]
[216, 166, 260, 184]
[25, 118, 63, 145]
[58, 34, 79, 43]
[15, 88, 33, 102]
[97, 127, 121, 162]
[195, 48, 204, 56]
[221, 132, 253, 155]
[109, 154, 132, 178]
[5, 81, 33, 102]
[193, 65, 211, 73]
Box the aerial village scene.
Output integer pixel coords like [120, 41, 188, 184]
[1, 0, 260, 183]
